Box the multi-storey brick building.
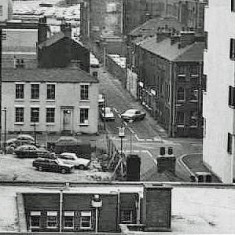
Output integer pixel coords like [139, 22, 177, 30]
[2, 68, 99, 135]
[135, 29, 205, 137]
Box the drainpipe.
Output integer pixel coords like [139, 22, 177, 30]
[169, 61, 173, 137]
[59, 189, 63, 232]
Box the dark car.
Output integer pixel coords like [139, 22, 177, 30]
[14, 145, 49, 158]
[121, 109, 146, 122]
[32, 158, 74, 174]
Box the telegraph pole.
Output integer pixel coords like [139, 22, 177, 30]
[0, 28, 2, 148]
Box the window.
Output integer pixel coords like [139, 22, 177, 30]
[190, 111, 198, 127]
[230, 39, 235, 60]
[31, 84, 40, 99]
[121, 210, 133, 224]
[15, 59, 25, 68]
[190, 88, 198, 101]
[106, 3, 117, 12]
[178, 66, 186, 75]
[177, 87, 185, 101]
[232, 0, 235, 12]
[15, 84, 24, 99]
[177, 112, 184, 126]
[30, 211, 41, 229]
[227, 133, 233, 154]
[0, 6, 3, 16]
[80, 108, 89, 124]
[80, 85, 89, 100]
[46, 108, 55, 123]
[15, 107, 24, 123]
[47, 84, 55, 100]
[190, 66, 198, 76]
[31, 107, 39, 123]
[63, 212, 74, 229]
[228, 86, 235, 108]
[80, 211, 92, 229]
[47, 211, 58, 228]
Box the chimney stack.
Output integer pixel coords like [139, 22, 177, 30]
[156, 26, 171, 43]
[61, 22, 72, 38]
[179, 30, 195, 48]
[38, 16, 48, 44]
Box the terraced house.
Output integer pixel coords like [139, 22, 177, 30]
[2, 68, 99, 135]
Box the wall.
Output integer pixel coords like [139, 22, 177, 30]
[203, 0, 235, 183]
[2, 81, 99, 135]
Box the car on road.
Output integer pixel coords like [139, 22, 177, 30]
[32, 158, 74, 174]
[100, 107, 115, 121]
[58, 152, 90, 170]
[121, 109, 146, 122]
[14, 145, 49, 158]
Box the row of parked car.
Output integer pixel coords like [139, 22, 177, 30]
[99, 94, 146, 122]
[6, 135, 91, 174]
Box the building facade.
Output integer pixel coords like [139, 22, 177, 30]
[0, 0, 12, 22]
[2, 68, 99, 135]
[203, 0, 235, 183]
[18, 184, 172, 233]
[135, 30, 205, 137]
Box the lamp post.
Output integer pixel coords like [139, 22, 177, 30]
[32, 109, 37, 146]
[2, 107, 6, 154]
[118, 124, 125, 157]
[91, 194, 102, 233]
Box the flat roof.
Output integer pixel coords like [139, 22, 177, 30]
[0, 182, 235, 233]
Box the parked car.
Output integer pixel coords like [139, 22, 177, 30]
[58, 152, 90, 170]
[121, 109, 146, 121]
[100, 107, 115, 121]
[14, 145, 49, 158]
[32, 158, 74, 174]
[98, 93, 105, 108]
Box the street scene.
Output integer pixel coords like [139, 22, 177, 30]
[0, 0, 235, 234]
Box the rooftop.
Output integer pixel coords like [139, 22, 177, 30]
[0, 182, 235, 233]
[2, 68, 99, 83]
[139, 36, 204, 62]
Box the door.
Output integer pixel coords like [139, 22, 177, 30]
[62, 109, 72, 131]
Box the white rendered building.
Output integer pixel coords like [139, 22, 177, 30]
[203, 0, 235, 183]
[0, 0, 12, 22]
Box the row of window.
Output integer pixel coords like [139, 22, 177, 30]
[176, 111, 198, 127]
[15, 107, 89, 125]
[177, 87, 198, 102]
[30, 211, 91, 230]
[15, 84, 89, 101]
[29, 210, 133, 230]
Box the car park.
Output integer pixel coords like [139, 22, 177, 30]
[14, 145, 49, 158]
[121, 109, 146, 122]
[58, 152, 90, 170]
[32, 158, 74, 174]
[100, 107, 115, 121]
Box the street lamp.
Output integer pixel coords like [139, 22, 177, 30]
[2, 107, 6, 154]
[32, 109, 37, 146]
[118, 124, 125, 157]
[91, 194, 102, 233]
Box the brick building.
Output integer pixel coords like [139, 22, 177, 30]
[134, 29, 205, 138]
[18, 184, 172, 233]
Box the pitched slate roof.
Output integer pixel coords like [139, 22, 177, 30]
[2, 68, 99, 83]
[139, 36, 204, 62]
[129, 17, 186, 38]
[38, 31, 66, 49]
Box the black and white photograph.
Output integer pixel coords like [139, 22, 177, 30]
[0, 0, 234, 234]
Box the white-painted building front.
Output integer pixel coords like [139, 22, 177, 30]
[203, 0, 235, 183]
[0, 0, 12, 22]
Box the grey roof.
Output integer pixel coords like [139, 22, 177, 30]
[139, 36, 204, 62]
[38, 31, 66, 49]
[2, 68, 99, 83]
[129, 17, 186, 38]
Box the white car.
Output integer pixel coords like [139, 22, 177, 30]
[100, 107, 115, 121]
[58, 153, 90, 170]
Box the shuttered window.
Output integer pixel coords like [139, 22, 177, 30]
[230, 39, 235, 60]
[227, 133, 233, 154]
[228, 86, 235, 108]
[232, 0, 235, 11]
